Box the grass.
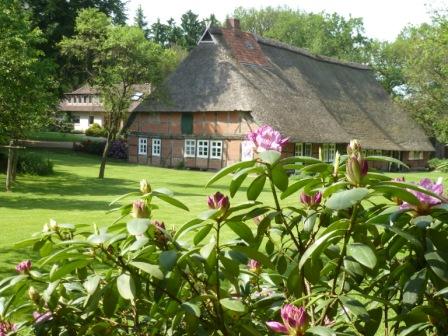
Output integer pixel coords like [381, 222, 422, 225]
[0, 148, 447, 279]
[26, 131, 102, 142]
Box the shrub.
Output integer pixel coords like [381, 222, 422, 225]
[108, 139, 128, 160]
[0, 152, 53, 175]
[85, 123, 107, 137]
[47, 112, 74, 133]
[17, 153, 54, 176]
[2, 128, 448, 335]
[74, 139, 128, 160]
[428, 157, 448, 172]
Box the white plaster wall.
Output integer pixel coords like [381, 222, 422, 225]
[73, 113, 104, 132]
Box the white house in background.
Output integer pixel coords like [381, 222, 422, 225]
[58, 84, 149, 132]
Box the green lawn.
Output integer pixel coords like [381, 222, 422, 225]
[26, 131, 103, 142]
[0, 149, 447, 278]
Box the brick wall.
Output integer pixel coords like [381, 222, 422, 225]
[128, 111, 255, 170]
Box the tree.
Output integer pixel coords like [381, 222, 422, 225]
[134, 4, 149, 39]
[0, 0, 57, 191]
[233, 6, 372, 63]
[180, 10, 206, 50]
[20, 0, 127, 90]
[60, 9, 176, 179]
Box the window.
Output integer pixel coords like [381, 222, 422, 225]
[83, 95, 88, 103]
[88, 96, 92, 103]
[184, 139, 196, 157]
[409, 151, 424, 160]
[197, 140, 209, 158]
[152, 139, 161, 156]
[72, 115, 80, 124]
[181, 113, 193, 134]
[295, 143, 312, 156]
[295, 143, 303, 156]
[322, 144, 336, 162]
[210, 141, 222, 159]
[88, 116, 94, 125]
[138, 138, 147, 155]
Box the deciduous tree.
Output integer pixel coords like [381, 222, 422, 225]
[0, 0, 57, 191]
[60, 9, 177, 179]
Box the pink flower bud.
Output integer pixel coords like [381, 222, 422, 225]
[267, 304, 309, 334]
[247, 259, 262, 273]
[33, 311, 52, 324]
[300, 191, 322, 208]
[15, 260, 31, 273]
[247, 125, 288, 153]
[207, 192, 230, 213]
[132, 200, 149, 218]
[0, 321, 16, 334]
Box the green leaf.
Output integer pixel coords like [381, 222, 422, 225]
[326, 188, 369, 210]
[378, 181, 444, 202]
[84, 275, 101, 295]
[130, 261, 164, 280]
[127, 218, 150, 235]
[159, 250, 177, 272]
[109, 191, 141, 206]
[200, 240, 216, 260]
[181, 302, 201, 317]
[197, 209, 220, 221]
[230, 172, 247, 197]
[219, 298, 246, 313]
[347, 243, 377, 269]
[371, 185, 419, 206]
[152, 191, 189, 211]
[339, 296, 369, 320]
[300, 162, 330, 173]
[271, 165, 289, 191]
[398, 322, 431, 336]
[280, 177, 317, 199]
[103, 285, 118, 317]
[365, 155, 409, 169]
[299, 230, 345, 270]
[231, 245, 275, 269]
[322, 181, 349, 198]
[425, 251, 448, 282]
[116, 273, 135, 300]
[280, 155, 322, 165]
[193, 224, 213, 245]
[226, 221, 254, 243]
[343, 257, 364, 278]
[259, 150, 281, 165]
[403, 269, 427, 306]
[174, 218, 204, 240]
[206, 160, 256, 187]
[306, 326, 336, 336]
[247, 175, 266, 201]
[50, 259, 90, 281]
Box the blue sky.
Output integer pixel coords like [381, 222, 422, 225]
[127, 0, 447, 41]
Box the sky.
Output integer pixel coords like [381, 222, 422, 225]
[126, 0, 447, 41]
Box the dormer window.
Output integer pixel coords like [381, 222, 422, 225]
[198, 30, 215, 44]
[131, 92, 144, 101]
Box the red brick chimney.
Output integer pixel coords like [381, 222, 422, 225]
[226, 18, 241, 30]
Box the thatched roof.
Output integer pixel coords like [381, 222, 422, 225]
[134, 24, 433, 151]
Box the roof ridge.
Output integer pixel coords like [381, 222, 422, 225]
[254, 35, 370, 70]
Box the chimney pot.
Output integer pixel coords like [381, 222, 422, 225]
[226, 18, 241, 30]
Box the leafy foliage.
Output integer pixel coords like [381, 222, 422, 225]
[2, 132, 448, 335]
[234, 6, 372, 63]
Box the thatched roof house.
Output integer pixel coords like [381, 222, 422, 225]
[128, 19, 433, 170]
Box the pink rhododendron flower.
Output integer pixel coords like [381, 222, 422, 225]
[401, 178, 444, 214]
[33, 311, 52, 324]
[266, 304, 309, 335]
[247, 125, 288, 153]
[300, 191, 322, 208]
[207, 192, 230, 212]
[0, 321, 16, 335]
[247, 259, 262, 273]
[15, 260, 31, 273]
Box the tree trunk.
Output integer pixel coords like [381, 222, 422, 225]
[11, 143, 19, 182]
[98, 133, 113, 179]
[5, 140, 17, 191]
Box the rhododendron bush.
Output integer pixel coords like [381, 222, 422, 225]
[1, 126, 448, 335]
